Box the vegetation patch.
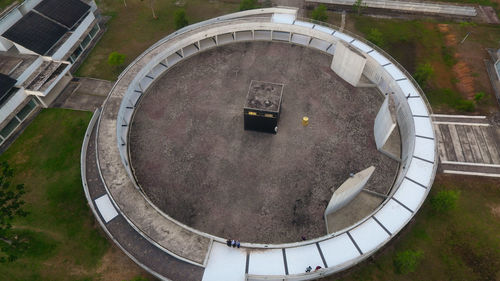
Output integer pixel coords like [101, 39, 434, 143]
[76, 0, 239, 80]
[354, 18, 434, 74]
[430, 189, 460, 213]
[0, 109, 110, 280]
[311, 4, 328, 22]
[393, 249, 423, 274]
[174, 9, 189, 30]
[0, 0, 16, 11]
[239, 0, 258, 11]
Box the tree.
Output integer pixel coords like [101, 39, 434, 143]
[174, 9, 189, 30]
[353, 0, 365, 16]
[239, 0, 258, 11]
[311, 4, 328, 22]
[0, 162, 27, 262]
[108, 52, 126, 68]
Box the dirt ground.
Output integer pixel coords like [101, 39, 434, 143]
[129, 41, 398, 244]
[96, 244, 151, 281]
[438, 22, 499, 113]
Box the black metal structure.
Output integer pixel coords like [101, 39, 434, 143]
[243, 80, 283, 134]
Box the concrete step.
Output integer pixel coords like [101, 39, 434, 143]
[440, 162, 500, 178]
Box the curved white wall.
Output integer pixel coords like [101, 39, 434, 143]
[95, 8, 438, 281]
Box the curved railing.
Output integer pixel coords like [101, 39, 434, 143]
[114, 14, 436, 247]
[91, 7, 438, 280]
[296, 17, 434, 113]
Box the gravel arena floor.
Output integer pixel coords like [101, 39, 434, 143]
[129, 41, 399, 244]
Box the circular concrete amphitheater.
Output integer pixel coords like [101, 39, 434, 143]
[81, 7, 438, 281]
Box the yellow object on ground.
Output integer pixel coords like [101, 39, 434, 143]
[302, 116, 309, 126]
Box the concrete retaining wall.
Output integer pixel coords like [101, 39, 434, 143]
[92, 8, 438, 281]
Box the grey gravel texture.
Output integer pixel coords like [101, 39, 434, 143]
[129, 41, 398, 244]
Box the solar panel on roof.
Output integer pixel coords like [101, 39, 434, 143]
[0, 73, 17, 102]
[2, 11, 68, 55]
[34, 0, 91, 29]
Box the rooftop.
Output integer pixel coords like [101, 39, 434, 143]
[2, 11, 68, 55]
[34, 0, 90, 29]
[0, 73, 17, 100]
[0, 52, 38, 79]
[23, 60, 69, 92]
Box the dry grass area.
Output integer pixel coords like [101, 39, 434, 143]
[76, 0, 239, 80]
[96, 245, 150, 281]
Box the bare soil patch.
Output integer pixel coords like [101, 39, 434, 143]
[96, 245, 150, 281]
[489, 204, 500, 218]
[453, 61, 475, 98]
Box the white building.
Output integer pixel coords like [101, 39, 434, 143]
[0, 0, 100, 146]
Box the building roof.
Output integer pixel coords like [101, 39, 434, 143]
[34, 0, 91, 29]
[0, 73, 17, 101]
[2, 11, 68, 55]
[0, 53, 38, 79]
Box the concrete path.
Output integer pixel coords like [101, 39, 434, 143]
[274, 0, 306, 16]
[307, 0, 477, 17]
[477, 5, 500, 24]
[52, 77, 112, 111]
[433, 114, 500, 177]
[84, 118, 205, 281]
[485, 49, 500, 107]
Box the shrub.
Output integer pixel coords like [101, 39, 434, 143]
[367, 28, 385, 48]
[311, 4, 328, 22]
[107, 52, 126, 67]
[239, 0, 258, 11]
[474, 91, 485, 102]
[456, 100, 475, 112]
[441, 46, 456, 67]
[174, 9, 189, 30]
[430, 190, 460, 213]
[394, 249, 423, 274]
[413, 62, 434, 88]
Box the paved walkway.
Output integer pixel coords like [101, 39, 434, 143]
[52, 77, 112, 111]
[306, 0, 477, 17]
[84, 119, 204, 281]
[433, 114, 500, 177]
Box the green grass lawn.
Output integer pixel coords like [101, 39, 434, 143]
[0, 109, 110, 281]
[322, 174, 500, 281]
[0, 0, 17, 11]
[75, 0, 239, 81]
[351, 15, 500, 114]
